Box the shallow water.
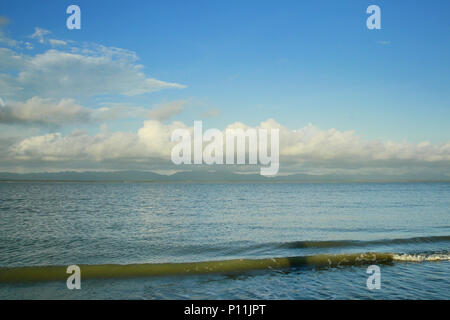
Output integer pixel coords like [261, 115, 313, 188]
[0, 182, 449, 299]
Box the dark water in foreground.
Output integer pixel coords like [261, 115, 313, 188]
[0, 182, 449, 299]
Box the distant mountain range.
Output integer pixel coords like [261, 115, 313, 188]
[0, 170, 448, 182]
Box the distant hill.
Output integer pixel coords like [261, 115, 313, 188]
[0, 170, 448, 182]
[0, 171, 163, 181]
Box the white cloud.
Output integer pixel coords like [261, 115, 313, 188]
[265, 120, 450, 164]
[94, 102, 148, 121]
[0, 97, 163, 125]
[48, 39, 67, 46]
[5, 119, 450, 175]
[0, 97, 91, 125]
[9, 120, 183, 162]
[30, 27, 51, 44]
[0, 47, 24, 69]
[0, 22, 447, 178]
[0, 40, 186, 100]
[29, 27, 68, 47]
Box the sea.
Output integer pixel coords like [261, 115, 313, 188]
[0, 181, 448, 299]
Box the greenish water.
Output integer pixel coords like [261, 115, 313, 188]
[0, 182, 449, 299]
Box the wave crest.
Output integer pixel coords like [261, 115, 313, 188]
[393, 253, 450, 262]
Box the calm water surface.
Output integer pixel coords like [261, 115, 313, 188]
[0, 182, 449, 299]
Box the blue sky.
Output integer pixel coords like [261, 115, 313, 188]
[0, 0, 449, 175]
[2, 0, 449, 141]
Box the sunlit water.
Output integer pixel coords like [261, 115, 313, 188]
[0, 182, 449, 299]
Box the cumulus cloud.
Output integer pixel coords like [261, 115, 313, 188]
[0, 97, 161, 125]
[4, 119, 450, 175]
[9, 120, 186, 162]
[266, 120, 450, 165]
[0, 97, 91, 125]
[11, 131, 143, 162]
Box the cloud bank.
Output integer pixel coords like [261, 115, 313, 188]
[2, 119, 449, 176]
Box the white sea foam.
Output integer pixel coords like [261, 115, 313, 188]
[393, 253, 450, 262]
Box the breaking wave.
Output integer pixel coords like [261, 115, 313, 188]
[1, 250, 448, 283]
[393, 253, 450, 262]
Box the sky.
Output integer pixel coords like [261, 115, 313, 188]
[0, 0, 449, 177]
